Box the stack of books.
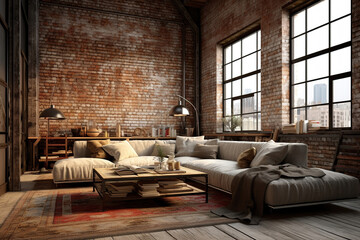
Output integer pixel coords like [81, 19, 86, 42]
[282, 124, 297, 134]
[106, 182, 135, 197]
[307, 120, 326, 132]
[137, 180, 160, 197]
[115, 165, 153, 176]
[157, 179, 193, 193]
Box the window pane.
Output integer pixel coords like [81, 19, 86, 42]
[232, 40, 241, 60]
[242, 53, 256, 74]
[225, 64, 231, 80]
[333, 77, 351, 102]
[225, 99, 231, 116]
[224, 82, 231, 99]
[233, 59, 241, 78]
[242, 114, 257, 130]
[258, 93, 261, 111]
[307, 53, 328, 80]
[233, 100, 241, 115]
[257, 51, 261, 70]
[331, 0, 351, 21]
[242, 32, 257, 56]
[293, 83, 305, 107]
[225, 46, 231, 64]
[307, 78, 329, 105]
[232, 80, 241, 97]
[333, 102, 351, 128]
[243, 95, 256, 114]
[307, 105, 329, 127]
[307, 0, 329, 31]
[331, 16, 351, 47]
[293, 108, 305, 123]
[292, 60, 305, 84]
[331, 46, 351, 75]
[257, 74, 261, 91]
[257, 31, 261, 49]
[292, 10, 305, 37]
[242, 75, 257, 94]
[293, 35, 305, 59]
[258, 113, 261, 131]
[307, 25, 329, 54]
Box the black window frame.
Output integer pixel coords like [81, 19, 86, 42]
[222, 29, 261, 132]
[290, 0, 352, 129]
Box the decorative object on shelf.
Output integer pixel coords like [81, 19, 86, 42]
[87, 127, 101, 137]
[223, 116, 242, 132]
[116, 123, 122, 137]
[71, 128, 80, 137]
[156, 144, 167, 170]
[133, 127, 147, 136]
[169, 95, 200, 136]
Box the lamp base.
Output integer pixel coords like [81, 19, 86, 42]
[39, 167, 51, 174]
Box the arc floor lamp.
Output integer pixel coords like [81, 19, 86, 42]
[169, 95, 200, 136]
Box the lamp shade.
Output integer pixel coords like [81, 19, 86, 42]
[169, 104, 190, 117]
[39, 105, 65, 120]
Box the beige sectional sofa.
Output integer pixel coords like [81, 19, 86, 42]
[52, 139, 360, 208]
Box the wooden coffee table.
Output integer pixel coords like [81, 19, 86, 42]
[93, 167, 208, 207]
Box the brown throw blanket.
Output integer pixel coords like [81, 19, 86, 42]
[211, 164, 325, 224]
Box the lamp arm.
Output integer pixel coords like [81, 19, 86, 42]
[177, 95, 200, 136]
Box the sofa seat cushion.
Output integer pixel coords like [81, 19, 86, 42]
[265, 169, 360, 206]
[177, 158, 247, 192]
[53, 158, 115, 183]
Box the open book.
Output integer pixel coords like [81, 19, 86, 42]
[115, 165, 153, 175]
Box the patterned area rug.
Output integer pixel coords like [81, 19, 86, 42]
[0, 186, 236, 240]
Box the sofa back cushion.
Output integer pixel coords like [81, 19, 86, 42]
[218, 141, 308, 167]
[128, 140, 156, 156]
[73, 140, 157, 158]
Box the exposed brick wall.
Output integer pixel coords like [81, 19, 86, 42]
[278, 133, 339, 170]
[37, 0, 196, 136]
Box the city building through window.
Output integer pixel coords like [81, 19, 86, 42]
[290, 0, 352, 128]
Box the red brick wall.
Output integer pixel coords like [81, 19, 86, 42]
[38, 0, 196, 136]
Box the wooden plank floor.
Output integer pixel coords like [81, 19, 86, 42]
[93, 199, 360, 240]
[1, 172, 358, 240]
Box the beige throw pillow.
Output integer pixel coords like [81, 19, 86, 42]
[175, 136, 205, 157]
[250, 141, 288, 167]
[102, 141, 138, 162]
[237, 147, 257, 168]
[87, 139, 112, 159]
[192, 144, 219, 159]
[151, 143, 175, 157]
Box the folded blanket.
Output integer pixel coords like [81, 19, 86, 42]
[211, 164, 325, 224]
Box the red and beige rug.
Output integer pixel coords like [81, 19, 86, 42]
[0, 187, 236, 239]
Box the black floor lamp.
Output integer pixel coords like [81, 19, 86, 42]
[39, 104, 65, 172]
[169, 95, 200, 136]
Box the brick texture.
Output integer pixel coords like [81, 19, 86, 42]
[38, 0, 196, 136]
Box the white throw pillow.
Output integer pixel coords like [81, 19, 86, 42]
[250, 140, 288, 167]
[175, 136, 205, 157]
[102, 141, 138, 163]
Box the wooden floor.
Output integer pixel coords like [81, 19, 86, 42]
[0, 172, 359, 240]
[94, 199, 360, 240]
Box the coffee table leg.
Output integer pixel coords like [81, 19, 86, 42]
[93, 169, 95, 192]
[205, 175, 208, 203]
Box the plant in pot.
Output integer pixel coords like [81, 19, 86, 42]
[223, 116, 242, 132]
[156, 145, 167, 170]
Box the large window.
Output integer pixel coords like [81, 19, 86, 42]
[291, 0, 351, 128]
[223, 30, 261, 131]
